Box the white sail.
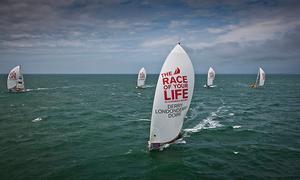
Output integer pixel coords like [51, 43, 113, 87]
[255, 69, 260, 87]
[207, 67, 215, 86]
[7, 65, 25, 92]
[149, 43, 194, 150]
[137, 67, 146, 88]
[259, 67, 265, 86]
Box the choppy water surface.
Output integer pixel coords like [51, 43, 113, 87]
[0, 74, 299, 179]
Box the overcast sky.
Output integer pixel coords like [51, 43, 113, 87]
[0, 0, 300, 74]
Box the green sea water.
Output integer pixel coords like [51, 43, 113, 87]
[0, 74, 299, 179]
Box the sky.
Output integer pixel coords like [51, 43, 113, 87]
[0, 0, 300, 74]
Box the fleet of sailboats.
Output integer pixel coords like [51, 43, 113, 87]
[3, 44, 268, 152]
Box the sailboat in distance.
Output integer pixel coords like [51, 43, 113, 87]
[7, 65, 25, 93]
[137, 67, 146, 88]
[204, 67, 215, 88]
[148, 43, 195, 151]
[250, 67, 265, 88]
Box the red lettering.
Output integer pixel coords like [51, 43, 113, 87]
[182, 89, 188, 99]
[171, 90, 175, 100]
[175, 89, 182, 99]
[161, 71, 172, 78]
[169, 77, 175, 83]
[176, 76, 182, 83]
[182, 76, 187, 83]
[162, 78, 169, 85]
[164, 90, 171, 100]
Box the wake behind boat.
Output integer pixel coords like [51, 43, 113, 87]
[7, 65, 26, 93]
[148, 43, 195, 151]
[250, 67, 265, 88]
[136, 67, 146, 88]
[204, 67, 215, 88]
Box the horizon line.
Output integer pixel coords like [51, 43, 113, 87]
[1, 73, 300, 75]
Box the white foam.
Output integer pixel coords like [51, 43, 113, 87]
[233, 125, 241, 129]
[144, 84, 155, 88]
[32, 117, 42, 122]
[27, 86, 72, 92]
[220, 98, 225, 105]
[229, 113, 234, 116]
[138, 118, 150, 121]
[37, 88, 49, 90]
[125, 149, 132, 154]
[184, 117, 223, 133]
[184, 106, 225, 133]
[175, 139, 186, 144]
[233, 151, 239, 154]
[126, 119, 150, 122]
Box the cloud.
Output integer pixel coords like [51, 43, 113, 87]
[168, 20, 189, 29]
[206, 25, 236, 34]
[0, 0, 300, 73]
[141, 36, 180, 48]
[216, 18, 300, 44]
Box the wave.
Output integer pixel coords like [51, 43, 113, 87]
[125, 149, 132, 155]
[144, 84, 155, 88]
[236, 82, 250, 87]
[26, 86, 73, 92]
[126, 119, 150, 122]
[159, 138, 186, 151]
[26, 87, 52, 92]
[184, 106, 226, 133]
[232, 125, 241, 129]
[32, 117, 43, 122]
[138, 118, 150, 121]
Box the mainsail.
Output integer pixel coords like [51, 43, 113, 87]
[7, 65, 25, 92]
[207, 67, 215, 87]
[255, 67, 265, 87]
[137, 67, 146, 88]
[149, 43, 195, 150]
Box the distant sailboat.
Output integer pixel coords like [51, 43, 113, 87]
[204, 67, 215, 88]
[7, 65, 25, 92]
[250, 67, 265, 88]
[137, 67, 146, 88]
[148, 43, 195, 151]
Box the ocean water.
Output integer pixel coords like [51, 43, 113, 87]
[0, 74, 299, 179]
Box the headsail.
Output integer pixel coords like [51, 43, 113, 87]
[137, 67, 146, 88]
[149, 43, 195, 150]
[258, 67, 265, 86]
[207, 67, 215, 86]
[7, 65, 25, 92]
